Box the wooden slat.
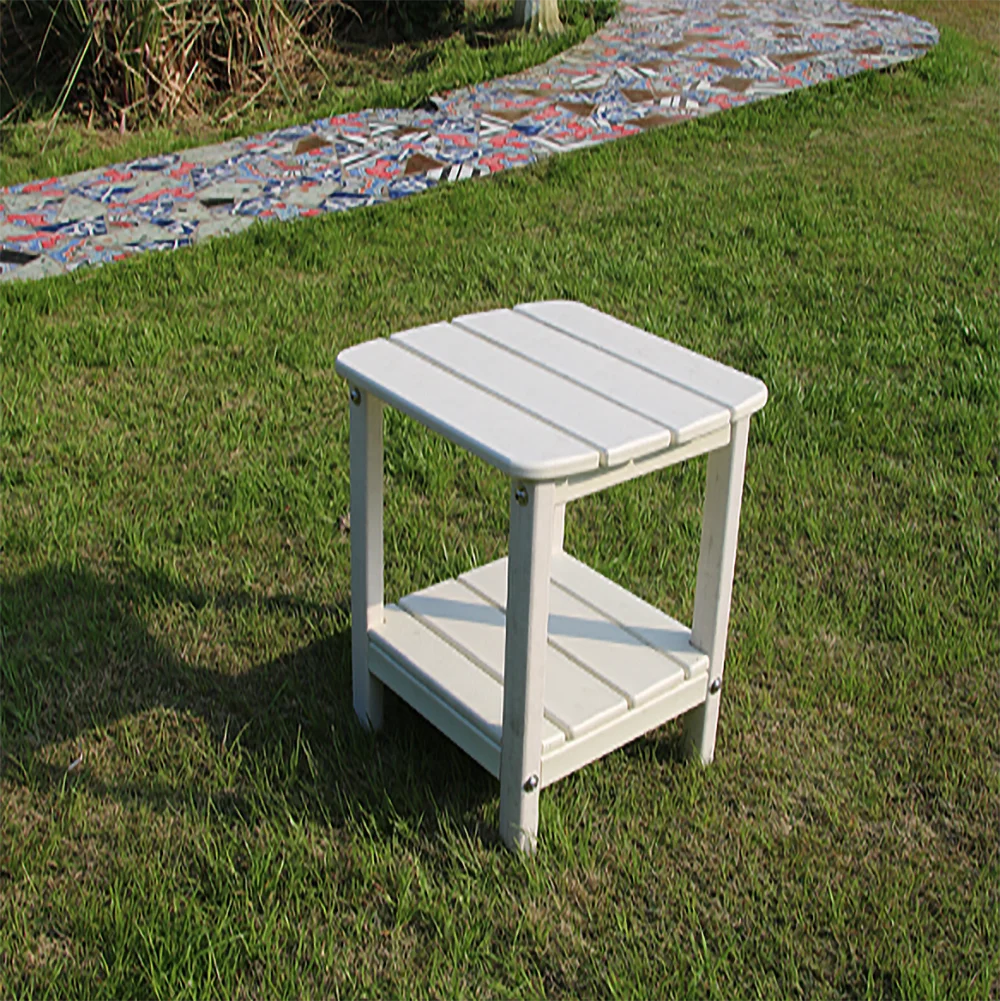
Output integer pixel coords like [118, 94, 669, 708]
[335, 337, 600, 480]
[556, 425, 731, 504]
[394, 323, 672, 468]
[373, 606, 566, 755]
[550, 553, 709, 678]
[399, 578, 628, 741]
[372, 606, 507, 744]
[369, 632, 501, 778]
[461, 559, 687, 708]
[514, 301, 769, 420]
[453, 310, 729, 444]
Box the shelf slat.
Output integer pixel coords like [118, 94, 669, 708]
[373, 605, 566, 754]
[551, 553, 709, 679]
[399, 578, 628, 740]
[461, 558, 690, 708]
[368, 560, 710, 788]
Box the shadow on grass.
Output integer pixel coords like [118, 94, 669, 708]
[2, 561, 499, 845]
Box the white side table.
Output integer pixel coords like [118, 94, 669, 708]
[336, 301, 767, 853]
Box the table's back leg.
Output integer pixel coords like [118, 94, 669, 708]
[500, 480, 556, 853]
[552, 502, 566, 553]
[349, 387, 385, 731]
[683, 418, 750, 764]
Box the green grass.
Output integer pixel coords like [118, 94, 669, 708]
[1, 5, 998, 998]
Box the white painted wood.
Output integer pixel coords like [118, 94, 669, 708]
[499, 480, 555, 854]
[394, 323, 672, 467]
[540, 672, 708, 788]
[400, 577, 625, 742]
[550, 553, 708, 679]
[462, 558, 687, 708]
[554, 426, 731, 503]
[349, 387, 385, 731]
[338, 303, 768, 851]
[336, 337, 601, 480]
[552, 503, 566, 552]
[453, 310, 729, 444]
[368, 634, 501, 777]
[372, 605, 506, 744]
[514, 301, 769, 421]
[371, 622, 708, 791]
[399, 578, 506, 676]
[683, 418, 751, 764]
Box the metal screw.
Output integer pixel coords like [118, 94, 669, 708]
[523, 774, 539, 792]
[709, 678, 722, 695]
[349, 387, 361, 405]
[514, 486, 528, 506]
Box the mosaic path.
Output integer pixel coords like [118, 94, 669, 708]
[0, 0, 937, 283]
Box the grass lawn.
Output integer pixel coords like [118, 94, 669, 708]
[2, 2, 998, 997]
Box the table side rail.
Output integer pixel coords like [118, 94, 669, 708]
[540, 670, 709, 788]
[553, 424, 731, 502]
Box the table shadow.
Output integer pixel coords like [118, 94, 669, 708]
[2, 561, 498, 844]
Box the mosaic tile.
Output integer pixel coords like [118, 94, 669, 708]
[0, 0, 937, 282]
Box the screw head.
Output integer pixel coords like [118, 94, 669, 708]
[349, 387, 361, 405]
[523, 774, 539, 792]
[514, 486, 528, 506]
[709, 678, 722, 695]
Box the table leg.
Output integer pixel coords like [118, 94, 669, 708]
[552, 502, 566, 553]
[684, 418, 750, 764]
[500, 480, 555, 853]
[349, 387, 385, 731]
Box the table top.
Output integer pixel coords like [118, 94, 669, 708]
[335, 301, 768, 481]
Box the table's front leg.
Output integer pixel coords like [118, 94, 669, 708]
[349, 386, 385, 731]
[684, 418, 751, 764]
[500, 479, 556, 854]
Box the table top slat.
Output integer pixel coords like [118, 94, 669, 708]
[514, 301, 769, 420]
[335, 337, 601, 480]
[453, 310, 730, 444]
[394, 322, 674, 468]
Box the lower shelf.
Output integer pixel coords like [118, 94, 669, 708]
[368, 553, 710, 787]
